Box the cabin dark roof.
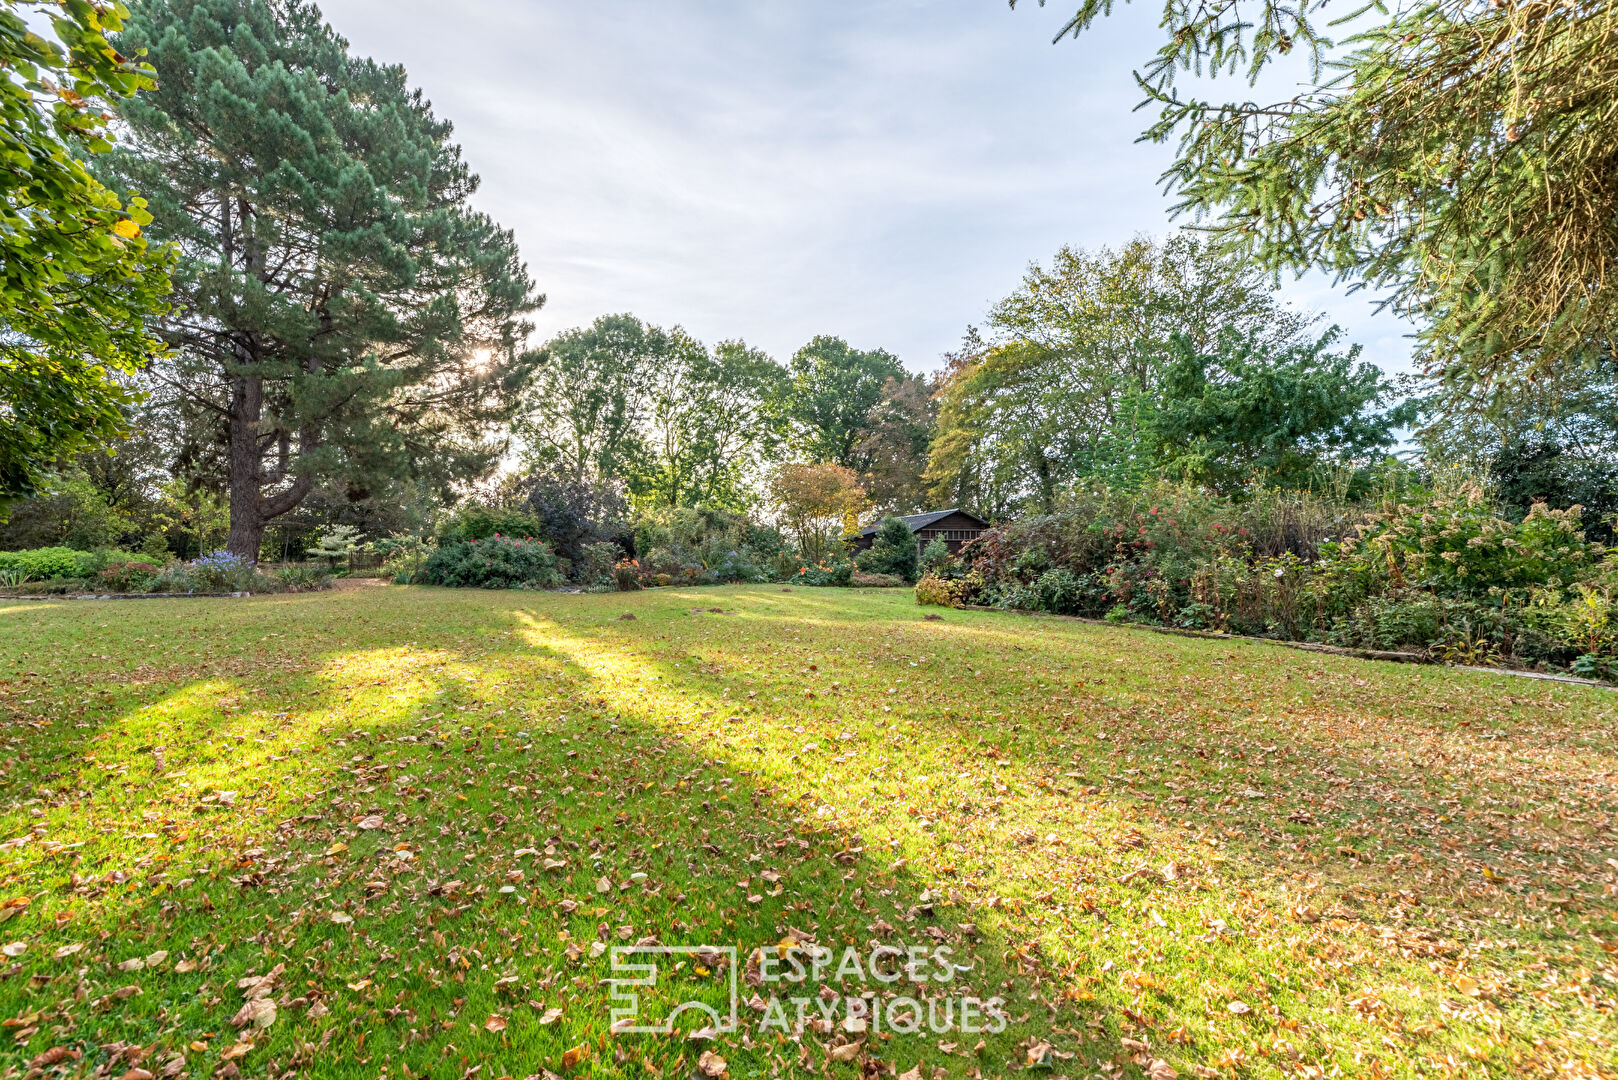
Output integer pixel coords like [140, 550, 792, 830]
[856, 508, 987, 538]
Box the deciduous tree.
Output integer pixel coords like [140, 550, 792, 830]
[1139, 328, 1413, 489]
[0, 0, 170, 506]
[781, 336, 906, 469]
[926, 235, 1314, 511]
[769, 462, 867, 562]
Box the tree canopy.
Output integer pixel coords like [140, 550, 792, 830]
[781, 336, 907, 470]
[0, 0, 171, 506]
[515, 314, 785, 511]
[1014, 0, 1618, 386]
[1140, 328, 1413, 489]
[102, 0, 541, 557]
[926, 234, 1319, 513]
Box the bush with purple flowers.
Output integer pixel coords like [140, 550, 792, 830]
[186, 550, 259, 592]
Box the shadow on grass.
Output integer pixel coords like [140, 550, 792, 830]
[0, 585, 1612, 1078]
[0, 589, 1110, 1080]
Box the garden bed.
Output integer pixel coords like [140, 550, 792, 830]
[964, 602, 1618, 689]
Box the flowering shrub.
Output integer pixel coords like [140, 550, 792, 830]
[613, 558, 642, 591]
[1319, 482, 1592, 601]
[188, 550, 259, 592]
[98, 560, 160, 592]
[914, 573, 962, 608]
[953, 477, 1618, 675]
[792, 559, 854, 587]
[418, 536, 562, 589]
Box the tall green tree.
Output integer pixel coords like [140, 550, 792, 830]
[1015, 0, 1618, 382]
[1139, 328, 1413, 490]
[516, 314, 785, 509]
[516, 314, 667, 485]
[926, 234, 1314, 512]
[781, 336, 906, 469]
[632, 336, 786, 510]
[102, 0, 541, 557]
[0, 0, 170, 506]
[854, 374, 937, 514]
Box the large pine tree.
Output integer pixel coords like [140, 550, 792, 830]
[102, 0, 541, 556]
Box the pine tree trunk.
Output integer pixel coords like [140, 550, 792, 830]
[226, 374, 267, 560]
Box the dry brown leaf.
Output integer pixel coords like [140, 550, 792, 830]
[218, 1041, 253, 1061]
[828, 1042, 862, 1063]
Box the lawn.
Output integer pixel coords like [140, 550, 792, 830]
[0, 584, 1612, 1080]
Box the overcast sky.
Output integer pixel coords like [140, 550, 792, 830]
[315, 0, 1417, 378]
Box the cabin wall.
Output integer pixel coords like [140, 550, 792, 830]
[913, 512, 987, 554]
[853, 511, 988, 555]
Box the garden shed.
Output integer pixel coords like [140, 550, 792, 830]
[853, 508, 989, 554]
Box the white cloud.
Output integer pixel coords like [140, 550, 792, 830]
[317, 0, 1418, 375]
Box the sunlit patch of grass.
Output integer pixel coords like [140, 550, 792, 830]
[0, 586, 1612, 1079]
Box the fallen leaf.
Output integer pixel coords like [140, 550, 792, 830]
[485, 1014, 507, 1033]
[230, 998, 276, 1030]
[697, 1049, 728, 1077]
[561, 1043, 589, 1069]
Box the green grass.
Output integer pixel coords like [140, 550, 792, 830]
[0, 583, 1612, 1079]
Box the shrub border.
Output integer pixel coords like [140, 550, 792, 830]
[0, 592, 256, 600]
[959, 605, 1618, 692]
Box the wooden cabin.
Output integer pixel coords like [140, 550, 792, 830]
[852, 508, 989, 555]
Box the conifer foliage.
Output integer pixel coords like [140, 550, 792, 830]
[1017, 0, 1618, 382]
[103, 0, 542, 556]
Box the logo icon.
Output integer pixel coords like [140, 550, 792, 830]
[609, 945, 739, 1035]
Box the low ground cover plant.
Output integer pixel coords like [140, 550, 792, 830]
[0, 546, 98, 580]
